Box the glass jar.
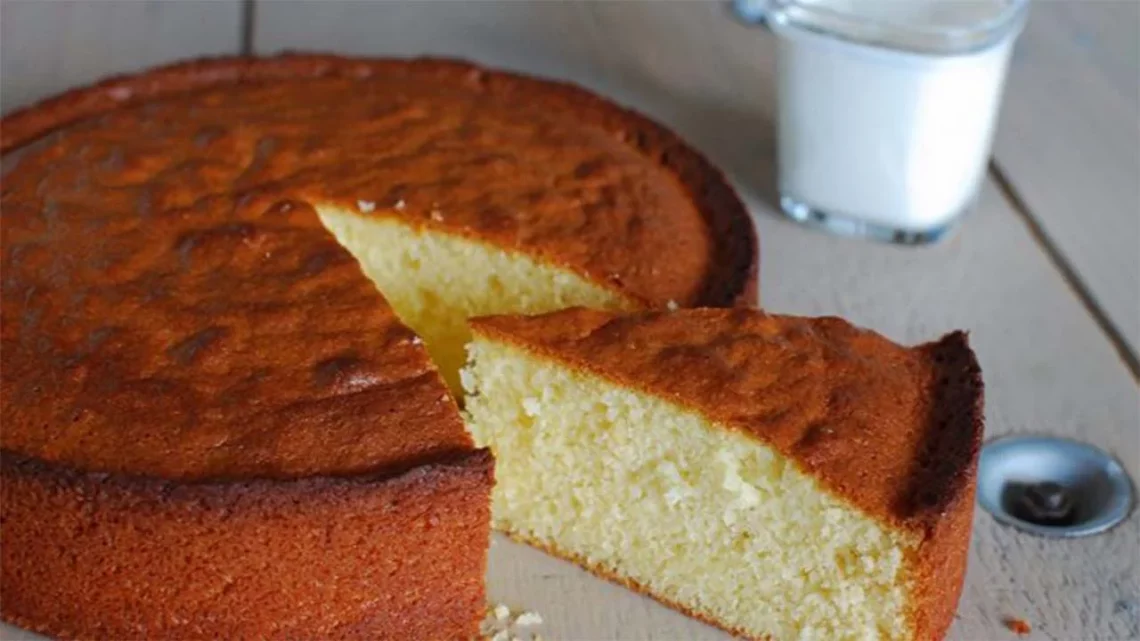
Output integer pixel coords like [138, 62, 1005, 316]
[734, 0, 1031, 244]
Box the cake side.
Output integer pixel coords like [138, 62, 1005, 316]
[0, 53, 758, 309]
[0, 448, 494, 641]
[902, 333, 984, 641]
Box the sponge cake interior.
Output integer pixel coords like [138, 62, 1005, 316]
[318, 205, 637, 392]
[461, 307, 982, 641]
[462, 336, 914, 640]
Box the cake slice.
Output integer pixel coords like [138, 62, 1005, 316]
[462, 307, 983, 641]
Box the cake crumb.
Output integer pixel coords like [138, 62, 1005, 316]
[410, 336, 423, 345]
[666, 300, 679, 311]
[515, 611, 543, 626]
[430, 208, 444, 221]
[356, 200, 376, 213]
[480, 602, 545, 641]
[1004, 617, 1031, 636]
[394, 199, 407, 210]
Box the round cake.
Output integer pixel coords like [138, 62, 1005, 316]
[1, 54, 758, 391]
[0, 55, 758, 640]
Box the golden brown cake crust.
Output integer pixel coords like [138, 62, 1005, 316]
[0, 173, 470, 480]
[471, 307, 984, 640]
[0, 53, 758, 309]
[1, 448, 494, 641]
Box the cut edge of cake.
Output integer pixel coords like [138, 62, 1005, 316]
[316, 204, 639, 393]
[461, 308, 983, 641]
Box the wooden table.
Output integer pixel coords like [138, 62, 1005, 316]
[2, 2, 1137, 639]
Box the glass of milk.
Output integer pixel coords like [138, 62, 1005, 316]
[734, 0, 1030, 243]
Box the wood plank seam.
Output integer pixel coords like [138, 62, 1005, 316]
[990, 160, 1140, 383]
[242, 0, 256, 56]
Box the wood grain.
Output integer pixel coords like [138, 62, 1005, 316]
[0, 0, 243, 115]
[994, 1, 1140, 360]
[0, 2, 1135, 640]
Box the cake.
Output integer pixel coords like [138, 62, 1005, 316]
[463, 307, 983, 641]
[0, 174, 494, 639]
[0, 54, 758, 393]
[0, 55, 757, 639]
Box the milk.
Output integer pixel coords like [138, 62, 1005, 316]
[742, 0, 1029, 241]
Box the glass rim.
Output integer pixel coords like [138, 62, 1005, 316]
[754, 0, 1031, 56]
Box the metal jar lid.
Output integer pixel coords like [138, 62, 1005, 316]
[977, 435, 1134, 538]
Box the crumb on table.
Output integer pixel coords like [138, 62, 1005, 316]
[481, 602, 546, 641]
[1004, 617, 1031, 636]
[515, 611, 543, 626]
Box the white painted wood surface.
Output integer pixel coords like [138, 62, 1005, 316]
[994, 0, 1140, 358]
[0, 0, 243, 114]
[0, 2, 1137, 640]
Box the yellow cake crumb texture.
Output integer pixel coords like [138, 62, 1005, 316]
[463, 338, 920, 641]
[317, 205, 636, 392]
